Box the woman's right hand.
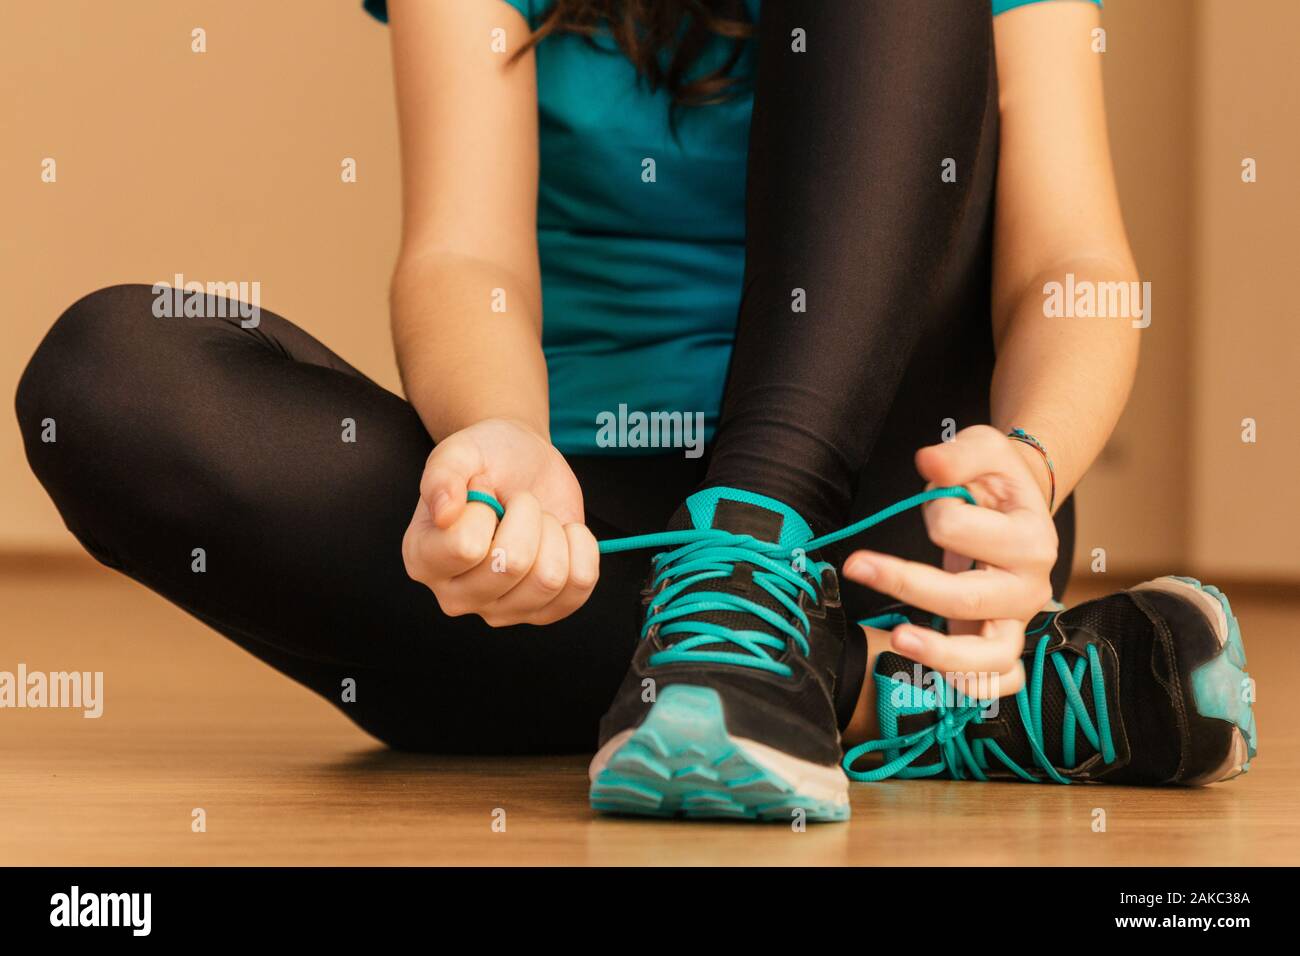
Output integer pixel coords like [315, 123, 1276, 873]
[401, 418, 600, 627]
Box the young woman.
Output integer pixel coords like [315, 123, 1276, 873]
[16, 0, 1255, 822]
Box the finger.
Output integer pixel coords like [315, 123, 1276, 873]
[942, 548, 974, 575]
[916, 425, 1040, 511]
[955, 661, 1027, 701]
[961, 619, 1027, 698]
[420, 439, 487, 528]
[482, 513, 570, 623]
[889, 618, 1027, 695]
[409, 497, 499, 588]
[844, 550, 1047, 622]
[924, 497, 1056, 571]
[448, 491, 543, 605]
[880, 623, 1026, 700]
[525, 522, 601, 625]
[401, 498, 434, 582]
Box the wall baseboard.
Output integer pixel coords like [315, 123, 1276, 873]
[2, 550, 1298, 603]
[1065, 571, 1300, 601]
[0, 550, 104, 575]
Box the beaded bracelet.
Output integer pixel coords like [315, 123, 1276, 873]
[1007, 427, 1056, 512]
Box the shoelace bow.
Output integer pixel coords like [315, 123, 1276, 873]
[466, 486, 974, 677]
[842, 627, 1118, 784]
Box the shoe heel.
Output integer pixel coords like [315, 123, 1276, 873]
[1134, 576, 1257, 781]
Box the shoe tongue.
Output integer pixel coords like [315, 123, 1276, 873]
[680, 487, 813, 548]
[655, 487, 816, 665]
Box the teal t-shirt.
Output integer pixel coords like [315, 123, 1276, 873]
[364, 0, 1099, 453]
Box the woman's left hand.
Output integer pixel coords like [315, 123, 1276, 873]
[842, 425, 1058, 698]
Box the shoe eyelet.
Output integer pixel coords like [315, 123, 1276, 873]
[640, 578, 667, 607]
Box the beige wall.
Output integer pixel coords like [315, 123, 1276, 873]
[1189, 0, 1300, 578]
[0, 0, 404, 549]
[1078, 0, 1195, 572]
[1, 0, 1296, 580]
[1080, 0, 1300, 581]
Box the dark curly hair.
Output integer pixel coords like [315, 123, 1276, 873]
[515, 0, 754, 107]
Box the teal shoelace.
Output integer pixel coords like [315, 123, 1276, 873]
[842, 629, 1117, 784]
[465, 486, 974, 677]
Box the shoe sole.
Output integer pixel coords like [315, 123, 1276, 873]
[1133, 576, 1257, 783]
[588, 685, 851, 822]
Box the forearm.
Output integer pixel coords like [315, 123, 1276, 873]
[390, 251, 550, 443]
[989, 257, 1141, 511]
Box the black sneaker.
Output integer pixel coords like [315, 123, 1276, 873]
[844, 576, 1257, 786]
[588, 486, 858, 821]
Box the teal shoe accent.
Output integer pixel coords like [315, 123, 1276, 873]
[589, 685, 850, 821]
[858, 612, 913, 632]
[868, 671, 948, 779]
[683, 486, 813, 549]
[1179, 578, 1258, 761]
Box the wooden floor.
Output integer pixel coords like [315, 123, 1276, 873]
[2, 559, 1296, 866]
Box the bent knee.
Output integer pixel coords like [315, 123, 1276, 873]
[15, 284, 169, 489]
[16, 284, 159, 427]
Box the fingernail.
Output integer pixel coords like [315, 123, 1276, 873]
[846, 557, 876, 583]
[892, 627, 923, 655]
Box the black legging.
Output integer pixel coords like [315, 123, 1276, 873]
[14, 1, 1072, 754]
[708, 0, 1012, 540]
